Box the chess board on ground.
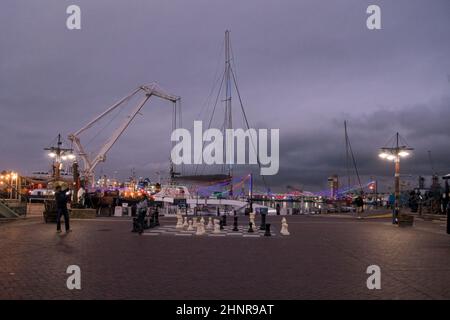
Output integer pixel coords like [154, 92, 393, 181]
[142, 224, 278, 238]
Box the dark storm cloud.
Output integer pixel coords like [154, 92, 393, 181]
[1, 0, 450, 190]
[268, 95, 450, 191]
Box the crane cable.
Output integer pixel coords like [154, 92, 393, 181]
[83, 94, 133, 149]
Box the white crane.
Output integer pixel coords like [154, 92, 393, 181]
[68, 83, 180, 186]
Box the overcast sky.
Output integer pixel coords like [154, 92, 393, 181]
[1, 0, 449, 192]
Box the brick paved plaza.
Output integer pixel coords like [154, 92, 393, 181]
[1, 215, 450, 299]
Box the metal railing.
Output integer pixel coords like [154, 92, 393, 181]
[0, 199, 21, 218]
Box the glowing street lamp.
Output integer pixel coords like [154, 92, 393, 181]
[379, 132, 413, 224]
[4, 171, 19, 199]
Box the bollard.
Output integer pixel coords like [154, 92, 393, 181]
[233, 216, 239, 231]
[393, 208, 399, 225]
[264, 223, 271, 237]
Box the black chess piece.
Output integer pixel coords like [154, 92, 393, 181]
[154, 208, 160, 226]
[259, 213, 266, 230]
[248, 222, 254, 233]
[264, 223, 271, 237]
[219, 220, 224, 230]
[232, 216, 239, 231]
[131, 217, 138, 232]
[149, 212, 155, 228]
[217, 207, 220, 217]
[222, 215, 227, 226]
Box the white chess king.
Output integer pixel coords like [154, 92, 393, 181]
[195, 217, 206, 235]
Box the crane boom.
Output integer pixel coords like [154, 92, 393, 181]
[68, 83, 180, 186]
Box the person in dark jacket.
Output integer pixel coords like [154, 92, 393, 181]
[355, 195, 364, 214]
[55, 186, 71, 233]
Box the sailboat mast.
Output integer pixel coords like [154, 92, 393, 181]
[224, 30, 233, 178]
[344, 121, 350, 189]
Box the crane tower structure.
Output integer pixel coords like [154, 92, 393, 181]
[68, 83, 180, 187]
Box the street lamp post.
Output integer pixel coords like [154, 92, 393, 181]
[9, 174, 12, 199]
[379, 132, 413, 224]
[11, 172, 18, 200]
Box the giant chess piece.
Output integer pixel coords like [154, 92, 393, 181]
[154, 208, 160, 227]
[219, 219, 224, 230]
[249, 212, 256, 230]
[248, 222, 254, 233]
[206, 217, 213, 230]
[175, 213, 183, 229]
[232, 216, 239, 232]
[196, 217, 205, 235]
[187, 219, 194, 231]
[280, 217, 290, 236]
[222, 215, 227, 226]
[183, 217, 188, 228]
[264, 223, 271, 237]
[193, 217, 198, 229]
[259, 213, 266, 230]
[213, 219, 221, 233]
[149, 211, 156, 228]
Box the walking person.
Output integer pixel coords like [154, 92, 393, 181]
[55, 185, 71, 233]
[355, 195, 364, 217]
